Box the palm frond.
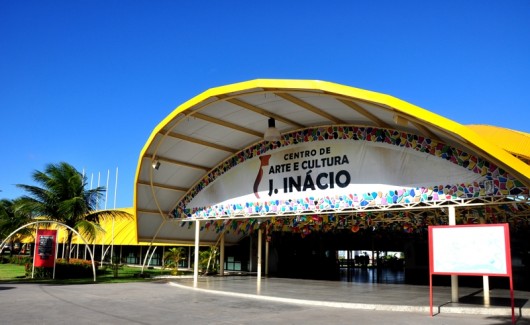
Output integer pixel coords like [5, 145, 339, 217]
[76, 220, 105, 242]
[15, 161, 126, 260]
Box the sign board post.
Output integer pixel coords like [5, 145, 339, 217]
[35, 229, 57, 268]
[428, 224, 514, 323]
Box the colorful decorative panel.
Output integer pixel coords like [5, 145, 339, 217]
[172, 127, 528, 219]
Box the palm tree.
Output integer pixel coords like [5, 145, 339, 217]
[163, 247, 185, 275]
[16, 162, 130, 261]
[0, 198, 33, 256]
[199, 245, 219, 275]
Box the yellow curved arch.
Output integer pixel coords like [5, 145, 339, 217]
[467, 124, 530, 163]
[134, 79, 530, 214]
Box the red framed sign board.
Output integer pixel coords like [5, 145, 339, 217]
[428, 224, 514, 323]
[34, 229, 57, 268]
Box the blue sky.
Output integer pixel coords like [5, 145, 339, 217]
[1, 0, 529, 208]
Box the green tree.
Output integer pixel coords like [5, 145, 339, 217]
[199, 245, 219, 275]
[16, 162, 130, 261]
[0, 198, 33, 256]
[163, 247, 185, 275]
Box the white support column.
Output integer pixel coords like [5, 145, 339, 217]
[483, 275, 490, 305]
[193, 220, 200, 288]
[448, 206, 459, 303]
[257, 228, 262, 280]
[479, 217, 490, 305]
[220, 233, 225, 276]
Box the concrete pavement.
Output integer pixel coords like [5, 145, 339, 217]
[0, 277, 529, 324]
[170, 275, 530, 316]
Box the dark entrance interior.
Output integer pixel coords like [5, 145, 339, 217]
[227, 225, 530, 291]
[267, 229, 424, 283]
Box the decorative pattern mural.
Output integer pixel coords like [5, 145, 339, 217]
[172, 126, 528, 220]
[180, 204, 530, 237]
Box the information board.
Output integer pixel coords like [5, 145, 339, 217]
[429, 224, 511, 276]
[428, 223, 514, 322]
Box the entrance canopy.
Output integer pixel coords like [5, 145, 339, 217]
[134, 79, 530, 244]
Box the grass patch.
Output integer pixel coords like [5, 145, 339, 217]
[0, 263, 26, 280]
[0, 262, 188, 284]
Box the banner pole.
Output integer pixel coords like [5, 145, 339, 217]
[193, 220, 200, 287]
[111, 167, 118, 262]
[428, 226, 433, 317]
[448, 206, 459, 303]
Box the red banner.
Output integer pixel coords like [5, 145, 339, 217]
[34, 229, 57, 268]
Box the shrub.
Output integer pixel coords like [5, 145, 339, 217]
[22, 258, 101, 279]
[10, 255, 31, 265]
[54, 258, 99, 279]
[24, 263, 52, 279]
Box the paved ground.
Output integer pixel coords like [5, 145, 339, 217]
[173, 275, 530, 314]
[0, 277, 529, 324]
